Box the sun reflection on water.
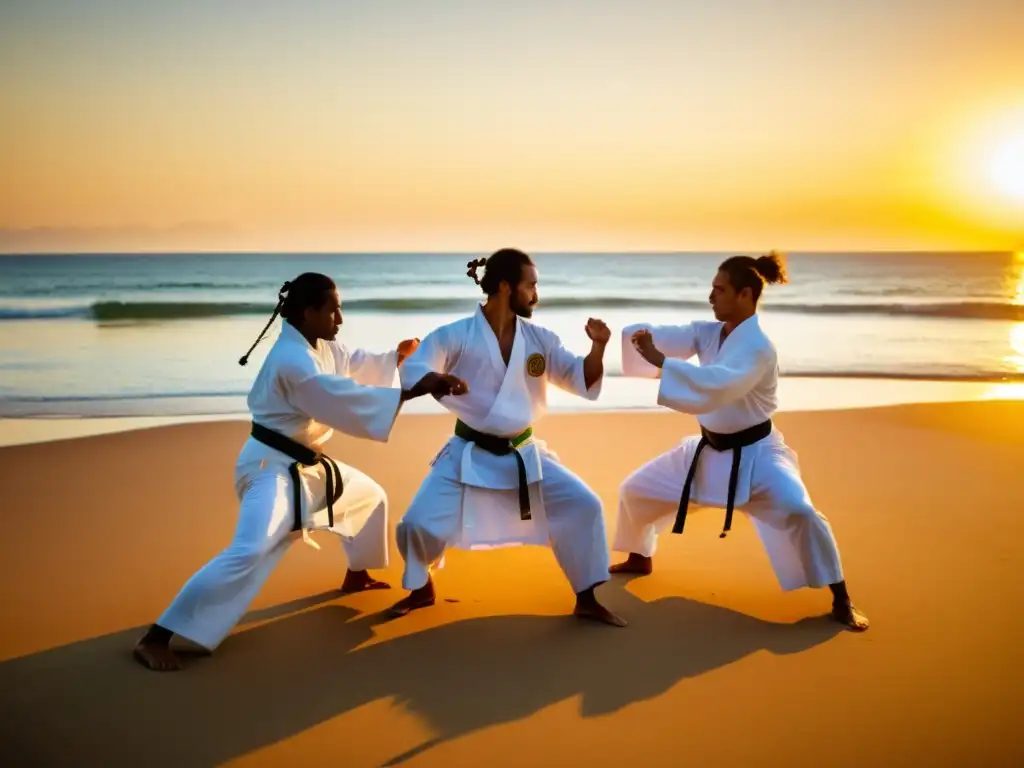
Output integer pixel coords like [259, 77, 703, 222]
[984, 252, 1024, 399]
[1007, 252, 1024, 373]
[1013, 251, 1024, 306]
[1009, 322, 1024, 372]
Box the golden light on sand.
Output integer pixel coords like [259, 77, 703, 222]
[989, 136, 1024, 201]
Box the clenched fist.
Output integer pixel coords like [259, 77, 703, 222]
[396, 338, 420, 366]
[584, 317, 611, 346]
[631, 328, 665, 368]
[437, 373, 469, 397]
[402, 372, 469, 403]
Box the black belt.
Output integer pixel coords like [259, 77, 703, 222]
[250, 422, 343, 531]
[672, 419, 773, 539]
[454, 419, 534, 520]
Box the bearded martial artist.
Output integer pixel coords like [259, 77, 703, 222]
[611, 252, 869, 631]
[133, 272, 467, 671]
[387, 248, 626, 626]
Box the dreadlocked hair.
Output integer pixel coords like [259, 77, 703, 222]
[238, 272, 337, 365]
[717, 250, 789, 304]
[465, 248, 534, 296]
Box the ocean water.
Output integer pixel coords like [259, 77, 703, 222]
[1, 251, 1022, 418]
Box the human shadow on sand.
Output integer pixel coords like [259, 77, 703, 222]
[0, 582, 843, 767]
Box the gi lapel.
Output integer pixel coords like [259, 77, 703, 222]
[715, 314, 760, 361]
[479, 316, 529, 435]
[477, 304, 509, 379]
[280, 321, 333, 373]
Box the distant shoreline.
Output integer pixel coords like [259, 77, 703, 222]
[3, 374, 1022, 447]
[0, 249, 1016, 257]
[4, 252, 1021, 435]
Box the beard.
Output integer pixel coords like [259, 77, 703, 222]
[511, 295, 535, 318]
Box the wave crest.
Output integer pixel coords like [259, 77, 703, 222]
[0, 297, 1021, 322]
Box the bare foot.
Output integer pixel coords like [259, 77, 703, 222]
[339, 569, 391, 595]
[832, 600, 870, 631]
[176, 646, 213, 658]
[574, 602, 628, 627]
[609, 552, 653, 575]
[387, 579, 436, 618]
[133, 640, 182, 671]
[574, 589, 627, 627]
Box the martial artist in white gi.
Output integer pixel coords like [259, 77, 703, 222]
[611, 252, 869, 631]
[388, 248, 626, 626]
[134, 272, 467, 671]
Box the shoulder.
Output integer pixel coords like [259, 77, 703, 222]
[325, 339, 348, 356]
[747, 323, 778, 361]
[519, 318, 562, 349]
[325, 339, 352, 367]
[691, 319, 721, 333]
[689, 320, 721, 343]
[426, 315, 474, 342]
[623, 319, 715, 335]
[267, 336, 321, 380]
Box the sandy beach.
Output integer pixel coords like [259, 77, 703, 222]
[1, 401, 1022, 767]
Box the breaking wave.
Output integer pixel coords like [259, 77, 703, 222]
[0, 297, 1022, 322]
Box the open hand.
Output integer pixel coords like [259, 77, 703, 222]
[631, 328, 665, 368]
[584, 317, 611, 346]
[396, 338, 420, 366]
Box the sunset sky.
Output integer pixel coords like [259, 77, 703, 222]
[1, 0, 1022, 252]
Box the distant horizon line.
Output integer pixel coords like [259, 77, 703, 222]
[0, 249, 1017, 257]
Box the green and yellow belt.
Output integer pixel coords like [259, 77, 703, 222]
[454, 419, 533, 520]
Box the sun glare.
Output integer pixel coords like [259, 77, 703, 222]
[989, 135, 1024, 202]
[982, 382, 1024, 400]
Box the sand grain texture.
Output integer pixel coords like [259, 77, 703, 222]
[1, 403, 1022, 767]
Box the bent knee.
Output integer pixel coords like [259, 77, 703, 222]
[396, 499, 447, 539]
[343, 468, 388, 507]
[781, 499, 826, 522]
[395, 515, 417, 539]
[220, 543, 269, 570]
[395, 506, 453, 552]
[618, 470, 648, 503]
[619, 468, 666, 512]
[364, 478, 387, 509]
[566, 484, 604, 526]
[543, 477, 603, 524]
[578, 486, 603, 519]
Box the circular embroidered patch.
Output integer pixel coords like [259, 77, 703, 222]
[526, 353, 546, 377]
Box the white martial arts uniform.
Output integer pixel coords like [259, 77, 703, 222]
[158, 321, 404, 650]
[614, 314, 844, 591]
[395, 304, 611, 594]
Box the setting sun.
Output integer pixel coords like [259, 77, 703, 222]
[989, 135, 1024, 201]
[2, 2, 1023, 252]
